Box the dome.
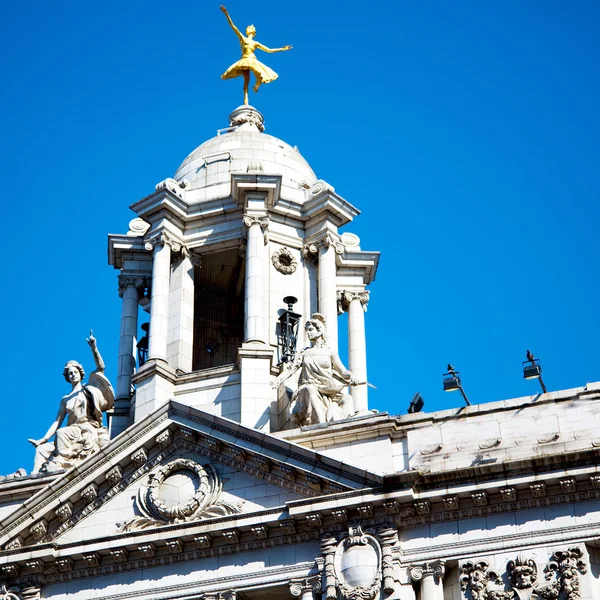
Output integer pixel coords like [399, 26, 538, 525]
[173, 106, 317, 204]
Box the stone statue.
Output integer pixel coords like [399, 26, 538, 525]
[29, 331, 114, 474]
[220, 5, 292, 105]
[274, 314, 356, 427]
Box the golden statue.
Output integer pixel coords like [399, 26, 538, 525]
[220, 5, 292, 105]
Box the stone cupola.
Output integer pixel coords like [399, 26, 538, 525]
[107, 106, 379, 436]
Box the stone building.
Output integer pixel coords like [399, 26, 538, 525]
[0, 106, 599, 600]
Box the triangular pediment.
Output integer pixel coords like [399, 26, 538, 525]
[0, 401, 381, 558]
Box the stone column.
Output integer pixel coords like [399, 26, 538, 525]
[243, 215, 269, 344]
[289, 577, 320, 600]
[318, 235, 339, 352]
[145, 232, 179, 362]
[116, 275, 142, 400]
[410, 561, 446, 600]
[338, 290, 370, 413]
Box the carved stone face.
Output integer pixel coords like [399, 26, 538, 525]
[513, 567, 534, 588]
[65, 365, 82, 385]
[305, 322, 323, 341]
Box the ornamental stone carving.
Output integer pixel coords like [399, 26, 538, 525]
[333, 526, 382, 600]
[144, 231, 182, 253]
[460, 560, 502, 600]
[419, 443, 443, 456]
[337, 290, 370, 314]
[507, 555, 537, 598]
[118, 458, 241, 531]
[535, 547, 587, 600]
[410, 560, 446, 585]
[0, 581, 41, 600]
[289, 577, 321, 600]
[271, 247, 298, 274]
[117, 274, 149, 298]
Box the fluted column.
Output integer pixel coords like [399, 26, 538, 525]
[318, 235, 339, 352]
[243, 215, 268, 343]
[116, 275, 144, 399]
[145, 232, 179, 362]
[338, 290, 370, 413]
[410, 561, 446, 600]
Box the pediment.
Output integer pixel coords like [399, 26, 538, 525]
[0, 401, 380, 555]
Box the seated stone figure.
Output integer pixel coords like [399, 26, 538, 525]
[274, 313, 356, 427]
[29, 332, 114, 473]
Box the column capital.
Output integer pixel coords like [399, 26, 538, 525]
[337, 290, 370, 314]
[144, 231, 182, 252]
[117, 274, 150, 298]
[304, 233, 344, 257]
[289, 576, 321, 597]
[181, 246, 202, 266]
[243, 215, 269, 230]
[410, 561, 446, 584]
[243, 215, 269, 244]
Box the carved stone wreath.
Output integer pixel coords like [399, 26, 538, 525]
[271, 247, 298, 275]
[118, 458, 241, 532]
[147, 458, 210, 521]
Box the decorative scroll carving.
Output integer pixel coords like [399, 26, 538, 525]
[243, 215, 269, 245]
[117, 458, 241, 531]
[537, 432, 560, 444]
[479, 438, 501, 450]
[419, 443, 442, 456]
[410, 561, 446, 586]
[154, 177, 188, 196]
[337, 290, 370, 314]
[127, 217, 151, 237]
[460, 561, 501, 600]
[289, 576, 321, 599]
[271, 247, 298, 274]
[144, 231, 182, 253]
[535, 547, 587, 600]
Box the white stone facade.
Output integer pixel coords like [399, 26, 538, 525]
[1, 107, 598, 600]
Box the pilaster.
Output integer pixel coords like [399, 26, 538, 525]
[410, 561, 446, 600]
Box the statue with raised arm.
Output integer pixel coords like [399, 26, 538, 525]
[29, 331, 114, 474]
[220, 5, 292, 105]
[274, 314, 356, 427]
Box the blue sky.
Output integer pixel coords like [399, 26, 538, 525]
[1, 1, 599, 475]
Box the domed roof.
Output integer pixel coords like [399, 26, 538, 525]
[173, 106, 317, 204]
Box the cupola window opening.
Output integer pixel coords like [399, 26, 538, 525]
[193, 249, 245, 371]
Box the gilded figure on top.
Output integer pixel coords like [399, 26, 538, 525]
[220, 5, 292, 105]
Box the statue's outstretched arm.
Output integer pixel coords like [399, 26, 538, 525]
[28, 400, 67, 447]
[272, 354, 302, 389]
[220, 5, 243, 40]
[256, 42, 292, 54]
[331, 351, 355, 383]
[87, 330, 105, 372]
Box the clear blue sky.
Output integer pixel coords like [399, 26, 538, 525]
[1, 1, 599, 475]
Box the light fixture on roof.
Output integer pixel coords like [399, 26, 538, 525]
[443, 364, 471, 406]
[407, 392, 424, 414]
[278, 296, 301, 364]
[523, 350, 547, 394]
